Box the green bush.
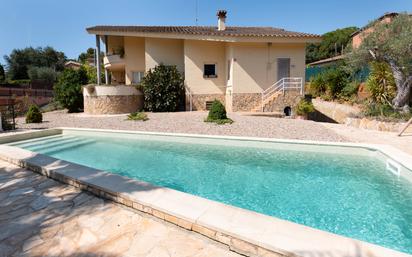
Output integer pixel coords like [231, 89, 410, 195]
[366, 61, 396, 105]
[25, 105, 43, 123]
[127, 112, 149, 121]
[295, 99, 315, 116]
[141, 64, 184, 112]
[341, 81, 360, 98]
[309, 73, 327, 97]
[309, 67, 351, 99]
[54, 68, 88, 112]
[324, 68, 350, 98]
[205, 100, 233, 124]
[362, 103, 412, 121]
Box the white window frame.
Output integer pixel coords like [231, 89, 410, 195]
[131, 71, 145, 84]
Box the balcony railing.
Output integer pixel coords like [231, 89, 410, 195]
[103, 54, 125, 70]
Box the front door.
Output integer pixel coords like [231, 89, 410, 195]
[277, 58, 290, 80]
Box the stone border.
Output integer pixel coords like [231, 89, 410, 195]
[0, 128, 411, 257]
[345, 117, 408, 133]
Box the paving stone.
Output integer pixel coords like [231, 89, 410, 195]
[0, 160, 242, 257]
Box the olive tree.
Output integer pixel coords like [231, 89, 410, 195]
[346, 13, 412, 111]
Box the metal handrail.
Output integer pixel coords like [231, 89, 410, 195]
[261, 77, 303, 111]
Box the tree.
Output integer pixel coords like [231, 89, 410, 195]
[346, 13, 412, 110]
[78, 48, 95, 64]
[54, 68, 88, 112]
[0, 64, 5, 81]
[28, 66, 57, 82]
[141, 64, 184, 112]
[306, 27, 359, 63]
[4, 47, 66, 80]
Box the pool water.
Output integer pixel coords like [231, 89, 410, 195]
[9, 132, 412, 254]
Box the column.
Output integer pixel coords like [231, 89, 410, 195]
[95, 35, 101, 85]
[104, 35, 109, 84]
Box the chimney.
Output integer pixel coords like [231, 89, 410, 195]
[217, 10, 227, 31]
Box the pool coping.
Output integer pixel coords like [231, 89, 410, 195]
[0, 127, 411, 257]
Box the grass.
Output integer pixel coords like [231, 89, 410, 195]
[127, 111, 149, 121]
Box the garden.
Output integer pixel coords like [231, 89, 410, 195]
[307, 13, 412, 122]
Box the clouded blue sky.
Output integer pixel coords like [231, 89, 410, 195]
[0, 0, 411, 62]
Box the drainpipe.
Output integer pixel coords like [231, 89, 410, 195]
[104, 35, 109, 85]
[95, 35, 101, 85]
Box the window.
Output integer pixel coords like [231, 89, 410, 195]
[132, 71, 145, 84]
[204, 64, 217, 78]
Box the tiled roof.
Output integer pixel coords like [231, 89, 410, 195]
[86, 26, 320, 38]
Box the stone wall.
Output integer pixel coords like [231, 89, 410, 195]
[345, 117, 411, 133]
[84, 95, 144, 115]
[232, 93, 261, 112]
[312, 98, 361, 123]
[83, 85, 144, 115]
[191, 94, 225, 111]
[264, 91, 303, 113]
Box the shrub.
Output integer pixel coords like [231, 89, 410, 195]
[362, 103, 412, 121]
[205, 100, 233, 124]
[295, 99, 315, 116]
[341, 80, 360, 98]
[309, 67, 351, 99]
[309, 73, 327, 97]
[366, 61, 396, 106]
[127, 112, 149, 121]
[141, 64, 184, 112]
[54, 68, 88, 112]
[83, 63, 105, 84]
[25, 105, 43, 123]
[324, 67, 349, 98]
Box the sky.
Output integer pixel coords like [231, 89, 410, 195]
[0, 0, 411, 62]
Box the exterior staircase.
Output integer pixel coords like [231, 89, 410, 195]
[250, 77, 303, 112]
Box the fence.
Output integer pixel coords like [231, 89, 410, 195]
[305, 66, 370, 82]
[0, 88, 53, 98]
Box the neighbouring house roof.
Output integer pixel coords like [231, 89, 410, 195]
[64, 60, 81, 67]
[307, 55, 345, 67]
[86, 26, 321, 41]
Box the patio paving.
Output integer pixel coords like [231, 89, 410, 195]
[0, 160, 241, 257]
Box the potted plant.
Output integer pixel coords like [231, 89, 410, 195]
[295, 99, 315, 120]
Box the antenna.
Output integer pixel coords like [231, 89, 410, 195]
[195, 0, 198, 25]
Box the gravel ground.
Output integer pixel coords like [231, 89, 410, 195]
[14, 110, 349, 142]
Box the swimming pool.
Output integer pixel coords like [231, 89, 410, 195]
[6, 129, 412, 254]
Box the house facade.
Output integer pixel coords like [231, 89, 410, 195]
[85, 11, 321, 114]
[351, 12, 400, 49]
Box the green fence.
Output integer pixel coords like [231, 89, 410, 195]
[305, 66, 370, 82]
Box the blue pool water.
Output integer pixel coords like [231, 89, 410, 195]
[9, 132, 412, 253]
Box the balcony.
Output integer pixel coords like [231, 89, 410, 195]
[103, 54, 125, 70]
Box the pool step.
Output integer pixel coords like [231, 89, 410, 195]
[11, 135, 77, 148]
[41, 139, 96, 155]
[7, 134, 63, 146]
[22, 137, 83, 151]
[27, 138, 94, 153]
